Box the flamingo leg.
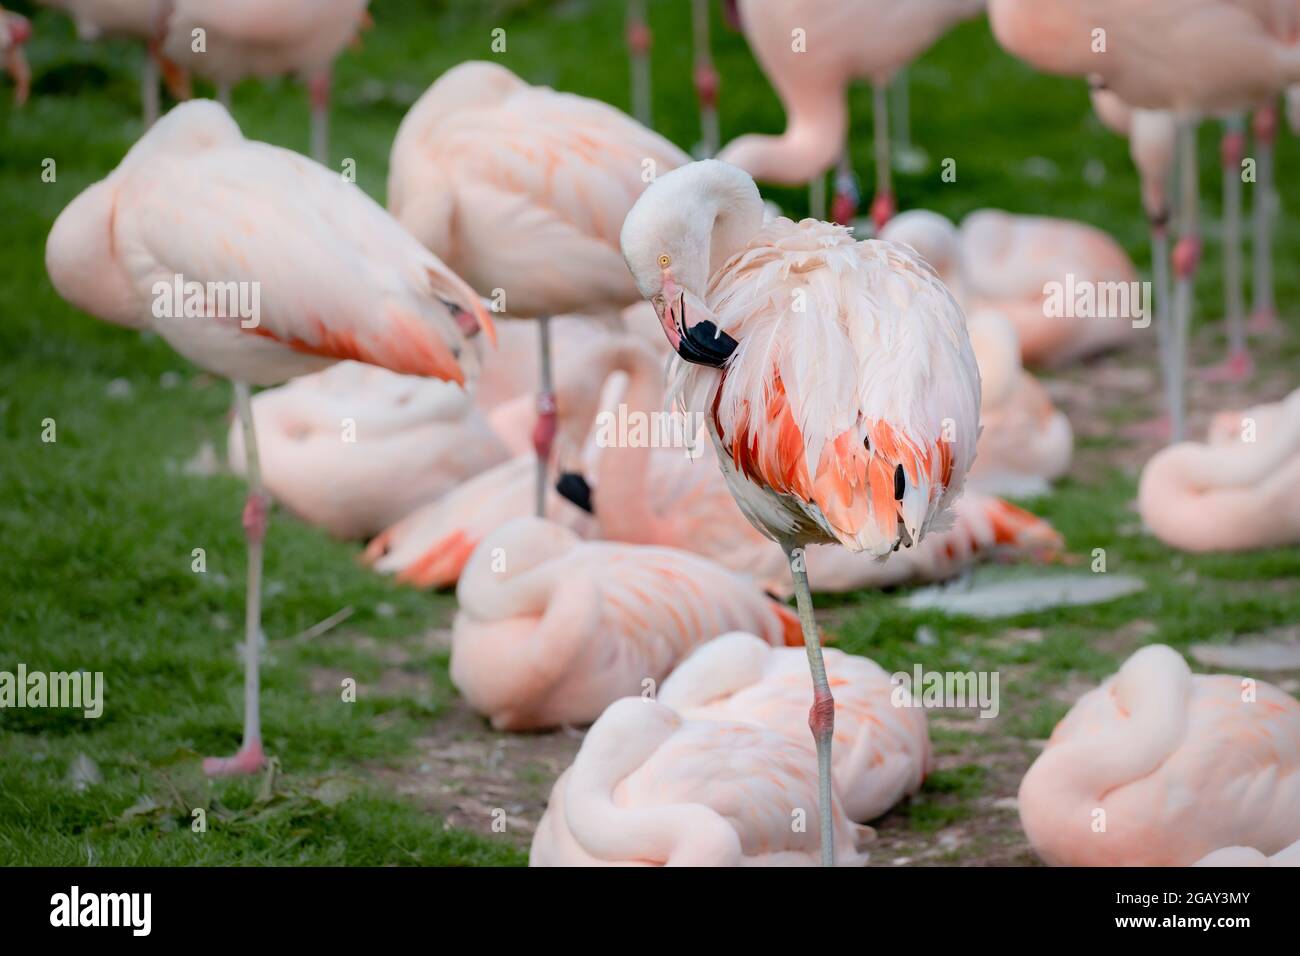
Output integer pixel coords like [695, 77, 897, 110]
[216, 80, 232, 110]
[1200, 117, 1252, 381]
[831, 151, 860, 226]
[626, 0, 653, 129]
[870, 82, 895, 234]
[808, 170, 826, 221]
[1152, 222, 1175, 436]
[309, 70, 331, 165]
[534, 316, 557, 518]
[785, 542, 834, 867]
[1249, 106, 1278, 334]
[204, 381, 268, 777]
[1169, 120, 1201, 444]
[691, 0, 719, 157]
[141, 53, 160, 128]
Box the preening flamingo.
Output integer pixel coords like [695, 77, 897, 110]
[530, 698, 869, 866]
[45, 100, 490, 776]
[37, 0, 181, 123]
[450, 516, 801, 731]
[660, 632, 931, 822]
[620, 159, 982, 864]
[1193, 838, 1300, 867]
[388, 60, 689, 516]
[0, 5, 30, 105]
[1138, 386, 1300, 552]
[990, 0, 1300, 433]
[719, 0, 983, 227]
[162, 0, 370, 162]
[1018, 644, 1300, 866]
[227, 361, 510, 540]
[882, 208, 1141, 367]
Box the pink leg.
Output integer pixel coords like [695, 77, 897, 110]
[869, 83, 895, 234]
[205, 382, 269, 778]
[533, 317, 556, 517]
[831, 152, 860, 226]
[1249, 107, 1278, 334]
[1199, 121, 1252, 383]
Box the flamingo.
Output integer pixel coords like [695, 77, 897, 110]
[962, 309, 1073, 496]
[620, 159, 982, 865]
[45, 100, 491, 776]
[0, 5, 30, 105]
[1193, 838, 1300, 866]
[226, 362, 510, 540]
[659, 632, 931, 822]
[718, 0, 984, 227]
[37, 0, 183, 123]
[161, 0, 370, 163]
[880, 208, 1140, 367]
[625, 0, 652, 128]
[989, 0, 1300, 435]
[530, 698, 869, 866]
[691, 0, 721, 156]
[387, 60, 689, 516]
[450, 516, 801, 731]
[1138, 385, 1300, 552]
[1018, 644, 1300, 866]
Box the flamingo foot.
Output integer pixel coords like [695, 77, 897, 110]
[203, 739, 266, 778]
[1198, 346, 1254, 383]
[1248, 308, 1280, 335]
[1120, 414, 1171, 442]
[1172, 236, 1201, 279]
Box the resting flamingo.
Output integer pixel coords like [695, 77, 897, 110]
[530, 698, 868, 866]
[719, 0, 983, 227]
[227, 361, 509, 540]
[162, 0, 370, 162]
[660, 632, 931, 822]
[388, 60, 688, 516]
[450, 516, 801, 731]
[1138, 385, 1300, 552]
[45, 101, 490, 776]
[621, 159, 982, 864]
[1018, 644, 1300, 866]
[0, 5, 30, 105]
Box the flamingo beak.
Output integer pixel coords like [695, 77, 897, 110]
[657, 272, 737, 369]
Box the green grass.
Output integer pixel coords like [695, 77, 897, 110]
[2, 0, 1299, 866]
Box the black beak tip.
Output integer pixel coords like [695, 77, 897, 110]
[555, 472, 594, 515]
[676, 320, 738, 369]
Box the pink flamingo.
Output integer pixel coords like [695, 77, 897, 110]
[227, 362, 510, 540]
[718, 0, 983, 228]
[659, 632, 931, 822]
[1138, 386, 1300, 552]
[0, 6, 30, 105]
[387, 60, 689, 516]
[162, 0, 370, 162]
[530, 698, 869, 866]
[45, 100, 490, 776]
[1193, 838, 1300, 867]
[620, 159, 982, 864]
[880, 208, 1140, 367]
[38, 0, 183, 123]
[1018, 644, 1300, 866]
[990, 0, 1300, 435]
[450, 516, 801, 731]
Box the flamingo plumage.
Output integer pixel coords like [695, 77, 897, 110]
[620, 159, 981, 864]
[659, 632, 932, 822]
[530, 698, 869, 866]
[1018, 644, 1300, 866]
[449, 516, 801, 732]
[45, 100, 489, 776]
[388, 60, 689, 515]
[0, 5, 30, 106]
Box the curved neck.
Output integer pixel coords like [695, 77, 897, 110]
[456, 542, 568, 621]
[718, 99, 848, 185]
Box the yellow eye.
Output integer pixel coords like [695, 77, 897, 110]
[657, 254, 671, 268]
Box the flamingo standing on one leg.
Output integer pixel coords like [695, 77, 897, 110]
[990, 0, 1300, 439]
[387, 61, 688, 517]
[162, 0, 370, 163]
[621, 159, 982, 865]
[718, 0, 983, 227]
[0, 5, 30, 105]
[45, 100, 491, 776]
[1018, 644, 1300, 866]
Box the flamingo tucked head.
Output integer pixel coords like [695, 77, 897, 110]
[621, 160, 765, 369]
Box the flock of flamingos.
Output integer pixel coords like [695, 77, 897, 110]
[9, 0, 1300, 866]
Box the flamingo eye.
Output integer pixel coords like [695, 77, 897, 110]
[657, 254, 671, 268]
